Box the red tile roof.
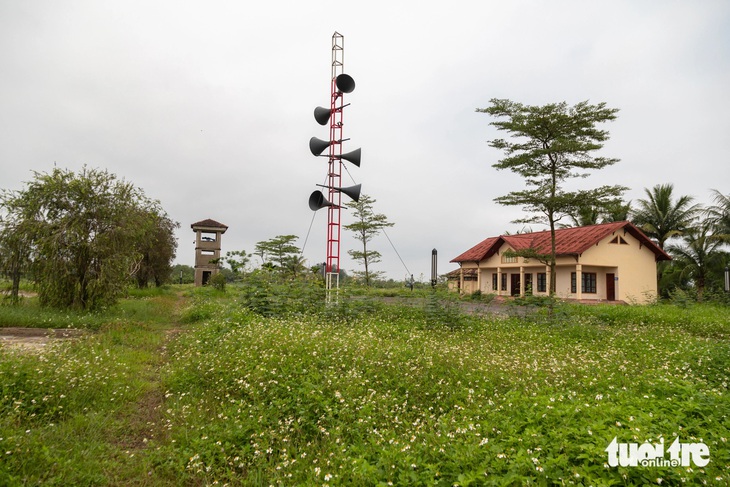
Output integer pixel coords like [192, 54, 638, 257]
[445, 268, 478, 279]
[451, 221, 671, 263]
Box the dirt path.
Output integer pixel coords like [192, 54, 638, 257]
[112, 294, 190, 463]
[0, 327, 86, 351]
[378, 296, 513, 315]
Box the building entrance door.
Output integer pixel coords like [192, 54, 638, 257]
[606, 273, 616, 301]
[510, 274, 520, 296]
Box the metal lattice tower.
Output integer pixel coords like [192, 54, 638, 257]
[308, 32, 361, 304]
[326, 33, 345, 301]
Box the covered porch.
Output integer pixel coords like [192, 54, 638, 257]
[449, 263, 622, 302]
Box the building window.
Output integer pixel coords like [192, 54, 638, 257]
[201, 231, 217, 242]
[571, 272, 597, 293]
[537, 273, 547, 292]
[583, 273, 597, 293]
[609, 236, 629, 245]
[492, 273, 498, 291]
[501, 273, 507, 291]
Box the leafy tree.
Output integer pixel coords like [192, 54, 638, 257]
[254, 235, 301, 276]
[0, 167, 174, 310]
[666, 221, 725, 301]
[343, 194, 394, 287]
[171, 264, 195, 284]
[0, 213, 32, 303]
[478, 99, 626, 295]
[602, 200, 633, 223]
[223, 250, 251, 276]
[631, 183, 701, 250]
[133, 207, 179, 288]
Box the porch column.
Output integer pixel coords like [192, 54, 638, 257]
[519, 266, 525, 297]
[576, 264, 582, 301]
[477, 262, 482, 292]
[497, 267, 502, 297]
[459, 268, 464, 294]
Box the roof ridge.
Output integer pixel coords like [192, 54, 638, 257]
[451, 221, 670, 263]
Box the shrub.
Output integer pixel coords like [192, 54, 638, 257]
[209, 273, 226, 291]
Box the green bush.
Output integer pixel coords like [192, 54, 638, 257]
[209, 273, 226, 291]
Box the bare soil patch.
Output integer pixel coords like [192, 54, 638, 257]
[0, 327, 86, 351]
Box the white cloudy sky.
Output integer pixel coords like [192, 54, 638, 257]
[1, 1, 728, 281]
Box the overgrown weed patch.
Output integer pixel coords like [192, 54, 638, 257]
[155, 302, 729, 485]
[1, 291, 728, 485]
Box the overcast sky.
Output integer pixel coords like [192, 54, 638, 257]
[1, 1, 728, 282]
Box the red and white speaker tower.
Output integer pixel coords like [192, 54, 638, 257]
[308, 32, 362, 303]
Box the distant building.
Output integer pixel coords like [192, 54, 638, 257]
[449, 221, 671, 304]
[191, 219, 228, 286]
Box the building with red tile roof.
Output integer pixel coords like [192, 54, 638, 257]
[449, 221, 670, 304]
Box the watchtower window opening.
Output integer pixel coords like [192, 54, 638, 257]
[201, 250, 215, 256]
[201, 232, 217, 242]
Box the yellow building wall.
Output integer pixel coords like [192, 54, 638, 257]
[576, 231, 659, 303]
[454, 232, 659, 304]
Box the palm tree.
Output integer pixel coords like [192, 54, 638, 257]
[560, 199, 631, 228]
[561, 205, 600, 228]
[666, 221, 725, 301]
[631, 183, 701, 249]
[283, 254, 307, 278]
[706, 189, 730, 243]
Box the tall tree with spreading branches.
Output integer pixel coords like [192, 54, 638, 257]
[478, 99, 626, 295]
[344, 194, 394, 287]
[254, 235, 302, 277]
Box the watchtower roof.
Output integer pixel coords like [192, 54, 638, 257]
[191, 219, 228, 232]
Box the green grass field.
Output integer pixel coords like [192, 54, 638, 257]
[1, 286, 728, 485]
